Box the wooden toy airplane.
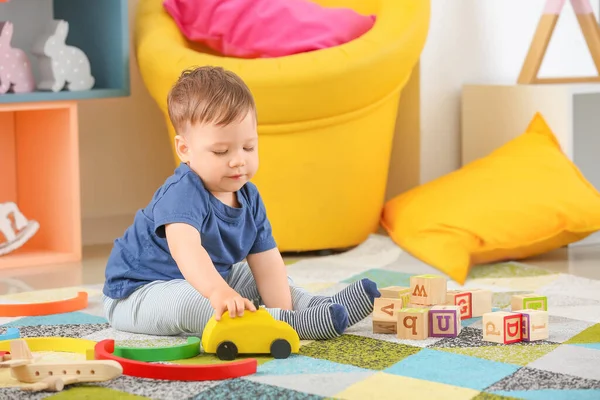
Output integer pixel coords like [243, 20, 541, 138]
[0, 339, 122, 392]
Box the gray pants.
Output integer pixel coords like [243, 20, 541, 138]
[103, 262, 316, 336]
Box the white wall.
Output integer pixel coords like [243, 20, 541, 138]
[78, 0, 176, 245]
[76, 0, 420, 246]
[9, 0, 598, 246]
[420, 0, 600, 184]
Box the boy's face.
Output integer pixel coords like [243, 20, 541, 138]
[175, 110, 259, 195]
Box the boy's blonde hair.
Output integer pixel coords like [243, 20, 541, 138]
[167, 66, 256, 134]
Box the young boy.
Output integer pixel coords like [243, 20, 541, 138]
[102, 66, 380, 340]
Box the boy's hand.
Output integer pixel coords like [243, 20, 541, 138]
[209, 286, 256, 321]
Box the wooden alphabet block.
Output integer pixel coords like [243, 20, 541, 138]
[409, 274, 447, 306]
[373, 298, 405, 321]
[469, 289, 493, 317]
[407, 303, 430, 309]
[447, 289, 492, 319]
[397, 308, 429, 340]
[446, 290, 472, 319]
[483, 311, 523, 344]
[520, 309, 549, 342]
[379, 286, 411, 305]
[429, 305, 462, 338]
[372, 298, 405, 334]
[511, 294, 547, 311]
[372, 321, 397, 334]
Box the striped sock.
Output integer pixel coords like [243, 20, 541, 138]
[290, 286, 329, 310]
[267, 303, 349, 340]
[331, 279, 380, 326]
[306, 295, 332, 308]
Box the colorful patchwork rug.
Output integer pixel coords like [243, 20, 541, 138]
[0, 234, 599, 399]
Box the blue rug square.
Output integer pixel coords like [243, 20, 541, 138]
[2, 312, 107, 327]
[462, 316, 482, 327]
[571, 343, 600, 350]
[383, 348, 519, 391]
[258, 355, 369, 376]
[341, 269, 414, 288]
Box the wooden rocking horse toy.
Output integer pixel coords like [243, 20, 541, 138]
[0, 339, 122, 392]
[0, 202, 39, 256]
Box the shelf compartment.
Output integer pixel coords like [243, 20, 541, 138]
[0, 0, 129, 104]
[0, 101, 81, 269]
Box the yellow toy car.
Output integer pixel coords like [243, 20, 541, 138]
[201, 307, 300, 360]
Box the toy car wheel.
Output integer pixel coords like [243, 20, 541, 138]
[270, 339, 292, 359]
[216, 341, 238, 361]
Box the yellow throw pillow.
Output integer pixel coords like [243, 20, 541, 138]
[381, 112, 600, 284]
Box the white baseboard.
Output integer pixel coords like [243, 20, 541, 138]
[82, 214, 134, 246]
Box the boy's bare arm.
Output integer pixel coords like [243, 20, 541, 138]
[247, 247, 293, 310]
[165, 223, 256, 319]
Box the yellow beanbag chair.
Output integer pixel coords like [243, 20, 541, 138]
[135, 0, 430, 252]
[381, 113, 600, 284]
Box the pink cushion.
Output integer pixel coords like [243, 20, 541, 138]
[163, 0, 376, 58]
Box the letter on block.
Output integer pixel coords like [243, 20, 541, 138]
[379, 286, 411, 305]
[447, 289, 492, 319]
[409, 274, 447, 306]
[397, 308, 429, 340]
[372, 298, 405, 334]
[511, 294, 547, 311]
[521, 309, 549, 342]
[429, 305, 461, 338]
[446, 290, 473, 319]
[483, 311, 523, 344]
[373, 320, 397, 334]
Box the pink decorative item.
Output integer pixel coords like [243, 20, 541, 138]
[0, 21, 35, 94]
[544, 0, 593, 15]
[163, 0, 376, 58]
[543, 0, 566, 14]
[570, 0, 594, 14]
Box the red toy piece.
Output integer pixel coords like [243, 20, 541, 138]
[94, 339, 257, 381]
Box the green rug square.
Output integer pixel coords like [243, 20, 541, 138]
[565, 323, 600, 344]
[467, 263, 553, 279]
[300, 335, 421, 370]
[435, 344, 559, 366]
[46, 386, 148, 399]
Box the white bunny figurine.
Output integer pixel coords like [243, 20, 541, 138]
[32, 19, 95, 92]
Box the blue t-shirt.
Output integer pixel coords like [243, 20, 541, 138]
[103, 163, 277, 299]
